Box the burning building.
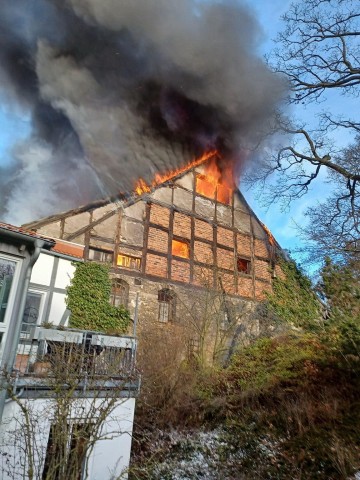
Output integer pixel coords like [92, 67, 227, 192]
[23, 151, 281, 362]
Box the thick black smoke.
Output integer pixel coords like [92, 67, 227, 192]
[0, 0, 286, 223]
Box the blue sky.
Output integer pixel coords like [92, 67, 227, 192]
[0, 0, 350, 272]
[0, 104, 31, 166]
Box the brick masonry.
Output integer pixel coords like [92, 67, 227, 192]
[150, 204, 170, 228]
[146, 253, 168, 278]
[195, 219, 213, 241]
[217, 226, 234, 248]
[148, 227, 168, 253]
[172, 260, 190, 283]
[173, 212, 191, 239]
[194, 241, 213, 264]
[237, 233, 252, 257]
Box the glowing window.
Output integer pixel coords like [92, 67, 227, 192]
[172, 240, 189, 259]
[117, 254, 141, 270]
[237, 257, 251, 275]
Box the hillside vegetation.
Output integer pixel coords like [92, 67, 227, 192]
[130, 260, 360, 479]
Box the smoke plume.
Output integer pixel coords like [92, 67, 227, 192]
[0, 0, 286, 224]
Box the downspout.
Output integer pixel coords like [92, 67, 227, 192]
[5, 239, 44, 374]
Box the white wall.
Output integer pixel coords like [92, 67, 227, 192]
[87, 398, 136, 480]
[48, 291, 68, 325]
[0, 396, 135, 480]
[55, 258, 76, 290]
[28, 252, 77, 326]
[30, 254, 54, 285]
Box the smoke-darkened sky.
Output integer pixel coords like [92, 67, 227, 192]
[0, 0, 287, 224]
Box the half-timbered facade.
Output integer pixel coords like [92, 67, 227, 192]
[24, 157, 281, 360]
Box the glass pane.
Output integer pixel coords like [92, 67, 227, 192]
[22, 292, 42, 332]
[0, 258, 17, 323]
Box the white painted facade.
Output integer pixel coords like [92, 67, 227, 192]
[0, 397, 136, 480]
[0, 237, 138, 480]
[26, 251, 78, 328]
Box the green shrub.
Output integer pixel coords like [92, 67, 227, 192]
[66, 262, 130, 333]
[225, 333, 323, 393]
[267, 259, 321, 330]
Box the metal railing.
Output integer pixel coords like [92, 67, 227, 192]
[15, 326, 137, 381]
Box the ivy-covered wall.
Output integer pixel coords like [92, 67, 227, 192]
[66, 262, 130, 334]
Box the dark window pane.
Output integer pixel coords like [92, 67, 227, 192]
[158, 289, 176, 322]
[237, 257, 250, 274]
[88, 248, 113, 263]
[22, 292, 42, 332]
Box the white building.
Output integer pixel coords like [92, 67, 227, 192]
[0, 222, 138, 480]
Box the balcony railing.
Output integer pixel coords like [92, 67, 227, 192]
[14, 326, 138, 395]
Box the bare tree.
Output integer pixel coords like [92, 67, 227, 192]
[0, 333, 137, 480]
[254, 0, 360, 259]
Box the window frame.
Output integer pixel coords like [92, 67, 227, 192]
[0, 254, 22, 358]
[110, 278, 129, 308]
[116, 253, 141, 270]
[21, 288, 47, 334]
[88, 247, 114, 263]
[158, 288, 176, 323]
[171, 239, 190, 259]
[237, 256, 251, 275]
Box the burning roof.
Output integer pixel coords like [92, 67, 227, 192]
[0, 0, 287, 226]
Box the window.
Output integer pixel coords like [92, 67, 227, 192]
[110, 278, 129, 308]
[88, 247, 113, 263]
[0, 255, 21, 354]
[237, 257, 251, 275]
[0, 257, 17, 323]
[172, 239, 189, 259]
[117, 254, 141, 270]
[42, 422, 91, 480]
[158, 288, 176, 323]
[22, 291, 44, 333]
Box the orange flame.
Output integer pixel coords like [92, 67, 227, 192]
[135, 178, 151, 196]
[196, 157, 232, 205]
[261, 223, 276, 246]
[134, 150, 217, 196]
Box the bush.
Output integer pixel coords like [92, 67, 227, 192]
[267, 260, 321, 330]
[66, 262, 130, 333]
[225, 333, 323, 394]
